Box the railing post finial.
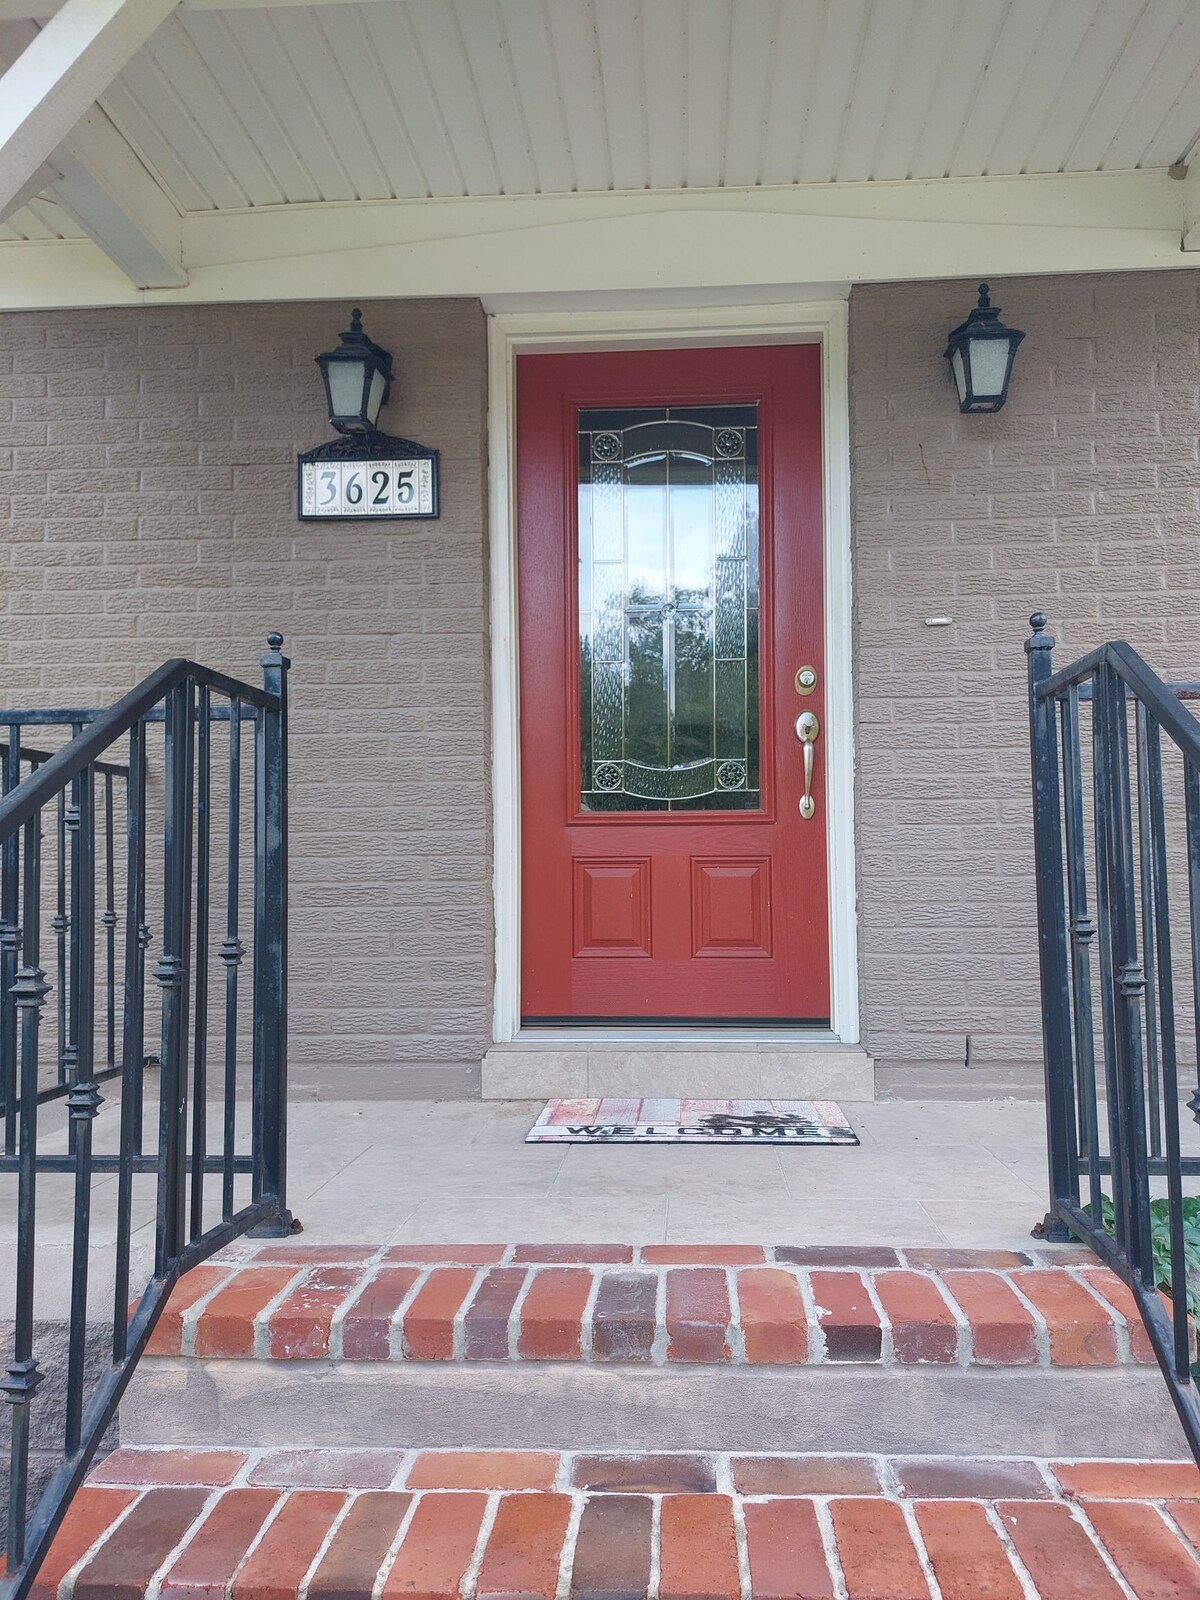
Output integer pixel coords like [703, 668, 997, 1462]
[1026, 610, 1054, 660]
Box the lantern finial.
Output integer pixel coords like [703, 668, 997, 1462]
[977, 283, 991, 307]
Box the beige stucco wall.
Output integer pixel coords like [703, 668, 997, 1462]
[0, 298, 490, 1092]
[849, 270, 1200, 1088]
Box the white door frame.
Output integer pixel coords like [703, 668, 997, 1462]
[487, 302, 859, 1044]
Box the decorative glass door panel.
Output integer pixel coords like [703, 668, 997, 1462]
[579, 407, 760, 811]
[518, 345, 829, 1023]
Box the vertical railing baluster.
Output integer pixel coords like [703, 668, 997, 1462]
[1185, 759, 1200, 1099]
[1135, 703, 1162, 1158]
[1099, 664, 1154, 1292]
[103, 771, 117, 1076]
[1145, 716, 1191, 1385]
[54, 787, 68, 1089]
[252, 635, 291, 1236]
[1060, 688, 1103, 1225]
[64, 765, 99, 1456]
[1025, 614, 1079, 1236]
[190, 685, 211, 1241]
[4, 806, 49, 1570]
[113, 722, 146, 1363]
[63, 728, 83, 1147]
[1091, 668, 1125, 1246]
[155, 683, 191, 1277]
[2, 725, 21, 1154]
[221, 700, 245, 1221]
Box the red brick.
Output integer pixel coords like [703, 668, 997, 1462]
[513, 1244, 633, 1264]
[572, 1455, 717, 1493]
[463, 1267, 526, 1359]
[643, 1245, 766, 1265]
[193, 1267, 298, 1358]
[659, 1494, 741, 1600]
[474, 1492, 572, 1600]
[592, 1271, 657, 1361]
[27, 1487, 137, 1600]
[666, 1267, 732, 1362]
[145, 1266, 230, 1356]
[942, 1271, 1039, 1364]
[307, 1491, 411, 1597]
[73, 1488, 211, 1600]
[997, 1501, 1126, 1599]
[158, 1487, 281, 1597]
[243, 1245, 376, 1264]
[810, 1273, 882, 1361]
[1053, 1461, 1200, 1500]
[231, 1490, 345, 1600]
[401, 1268, 477, 1359]
[405, 1451, 558, 1490]
[1012, 1270, 1120, 1364]
[913, 1501, 1023, 1599]
[268, 1267, 362, 1358]
[1168, 1499, 1200, 1551]
[829, 1498, 930, 1600]
[733, 1456, 882, 1497]
[340, 1267, 420, 1360]
[743, 1498, 835, 1599]
[873, 1271, 958, 1363]
[1075, 1268, 1158, 1362]
[381, 1491, 487, 1598]
[737, 1269, 809, 1363]
[569, 1494, 653, 1600]
[248, 1449, 403, 1489]
[518, 1267, 592, 1359]
[89, 1449, 246, 1487]
[902, 1248, 1032, 1271]
[1086, 1499, 1200, 1597]
[384, 1245, 506, 1264]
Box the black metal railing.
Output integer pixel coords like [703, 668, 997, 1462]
[0, 636, 291, 1598]
[1027, 612, 1200, 1463]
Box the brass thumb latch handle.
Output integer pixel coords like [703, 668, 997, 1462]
[795, 710, 820, 819]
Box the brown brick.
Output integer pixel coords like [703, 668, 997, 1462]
[384, 1246, 506, 1265]
[340, 1267, 419, 1360]
[569, 1495, 653, 1600]
[643, 1245, 766, 1265]
[513, 1244, 633, 1263]
[381, 1491, 487, 1598]
[903, 1249, 1033, 1271]
[474, 1492, 571, 1600]
[26, 1487, 138, 1600]
[231, 1490, 346, 1599]
[518, 1267, 592, 1359]
[666, 1268, 732, 1362]
[248, 1449, 404, 1489]
[873, 1271, 958, 1363]
[658, 1495, 740, 1600]
[777, 1247, 900, 1269]
[90, 1449, 246, 1487]
[404, 1450, 557, 1490]
[463, 1267, 526, 1359]
[591, 1271, 657, 1361]
[737, 1268, 809, 1363]
[73, 1488, 211, 1600]
[307, 1491, 411, 1597]
[913, 1501, 1023, 1599]
[743, 1498, 835, 1599]
[810, 1272, 882, 1361]
[732, 1456, 882, 1497]
[571, 1454, 717, 1494]
[158, 1488, 281, 1597]
[268, 1267, 363, 1358]
[890, 1457, 1050, 1500]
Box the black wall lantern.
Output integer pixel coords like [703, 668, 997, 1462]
[314, 307, 394, 434]
[944, 283, 1024, 413]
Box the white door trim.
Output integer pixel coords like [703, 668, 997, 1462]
[486, 301, 859, 1044]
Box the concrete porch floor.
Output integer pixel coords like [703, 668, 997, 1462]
[279, 1097, 1061, 1253]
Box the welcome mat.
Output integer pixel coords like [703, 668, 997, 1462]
[526, 1098, 859, 1145]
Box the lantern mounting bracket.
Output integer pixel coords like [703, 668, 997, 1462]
[298, 430, 436, 464]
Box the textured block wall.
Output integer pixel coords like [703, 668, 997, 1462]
[849, 271, 1200, 1079]
[0, 298, 490, 1087]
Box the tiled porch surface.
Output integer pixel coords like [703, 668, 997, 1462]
[22, 1446, 1200, 1599]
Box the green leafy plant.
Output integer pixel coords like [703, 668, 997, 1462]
[1078, 1193, 1200, 1320]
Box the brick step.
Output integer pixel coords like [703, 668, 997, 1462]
[146, 1242, 1166, 1370]
[14, 1446, 1200, 1598]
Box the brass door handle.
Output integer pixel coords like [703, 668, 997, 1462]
[795, 710, 819, 819]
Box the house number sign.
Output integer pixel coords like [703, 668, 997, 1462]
[296, 433, 440, 522]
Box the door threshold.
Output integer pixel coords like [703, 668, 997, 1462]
[509, 1026, 843, 1046]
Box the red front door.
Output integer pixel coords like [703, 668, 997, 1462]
[517, 344, 828, 1023]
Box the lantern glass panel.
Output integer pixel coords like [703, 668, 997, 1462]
[366, 366, 387, 428]
[328, 360, 368, 422]
[968, 337, 1010, 400]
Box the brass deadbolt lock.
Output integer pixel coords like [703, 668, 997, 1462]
[794, 665, 818, 695]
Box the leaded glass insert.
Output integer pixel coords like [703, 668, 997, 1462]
[578, 405, 760, 812]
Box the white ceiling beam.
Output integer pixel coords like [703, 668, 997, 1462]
[50, 102, 184, 284]
[0, 156, 59, 222]
[1180, 160, 1200, 251]
[0, 0, 178, 217]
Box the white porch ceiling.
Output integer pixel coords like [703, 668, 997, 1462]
[7, 0, 1200, 220]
